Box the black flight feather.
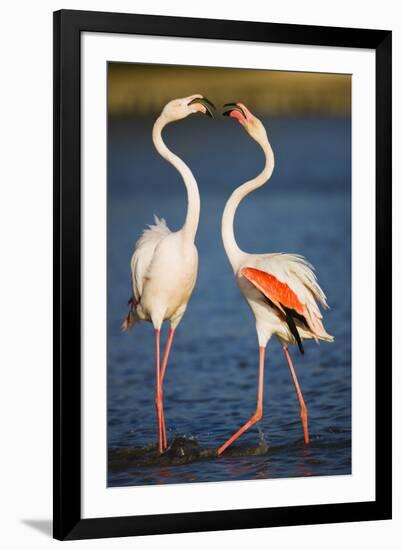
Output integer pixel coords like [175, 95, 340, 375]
[262, 295, 306, 355]
[283, 307, 304, 355]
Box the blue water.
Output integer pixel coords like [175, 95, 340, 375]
[107, 115, 351, 486]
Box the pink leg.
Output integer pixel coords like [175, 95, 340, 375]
[160, 409, 167, 451]
[154, 329, 163, 453]
[217, 346, 265, 456]
[161, 327, 175, 384]
[283, 346, 309, 445]
[159, 327, 175, 450]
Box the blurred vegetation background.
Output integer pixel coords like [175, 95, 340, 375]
[108, 63, 351, 117]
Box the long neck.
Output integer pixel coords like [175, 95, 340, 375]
[152, 115, 200, 242]
[222, 136, 275, 271]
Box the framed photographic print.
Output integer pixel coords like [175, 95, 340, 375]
[53, 9, 392, 541]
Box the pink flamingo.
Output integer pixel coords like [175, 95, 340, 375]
[218, 102, 334, 456]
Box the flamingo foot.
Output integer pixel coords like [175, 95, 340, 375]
[217, 346, 266, 456]
[217, 408, 263, 456]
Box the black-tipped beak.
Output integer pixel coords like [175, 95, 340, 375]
[188, 96, 216, 118]
[222, 102, 246, 119]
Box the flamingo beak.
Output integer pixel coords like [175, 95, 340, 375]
[222, 102, 248, 126]
[222, 102, 247, 119]
[187, 96, 216, 118]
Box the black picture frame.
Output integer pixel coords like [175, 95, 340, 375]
[53, 9, 392, 541]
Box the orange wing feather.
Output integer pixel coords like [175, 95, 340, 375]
[241, 267, 305, 316]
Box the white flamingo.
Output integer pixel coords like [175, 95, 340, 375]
[218, 102, 334, 456]
[122, 95, 215, 453]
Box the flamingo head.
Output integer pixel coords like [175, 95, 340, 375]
[162, 94, 215, 121]
[222, 102, 267, 142]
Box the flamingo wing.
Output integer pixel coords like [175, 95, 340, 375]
[131, 215, 171, 302]
[241, 254, 333, 347]
[241, 267, 304, 316]
[241, 266, 307, 352]
[122, 216, 172, 332]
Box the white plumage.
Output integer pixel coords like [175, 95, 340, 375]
[126, 216, 198, 331]
[131, 216, 171, 307]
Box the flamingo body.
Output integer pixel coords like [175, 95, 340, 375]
[129, 217, 198, 330]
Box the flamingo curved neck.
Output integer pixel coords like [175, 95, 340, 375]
[222, 136, 275, 271]
[152, 115, 200, 242]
